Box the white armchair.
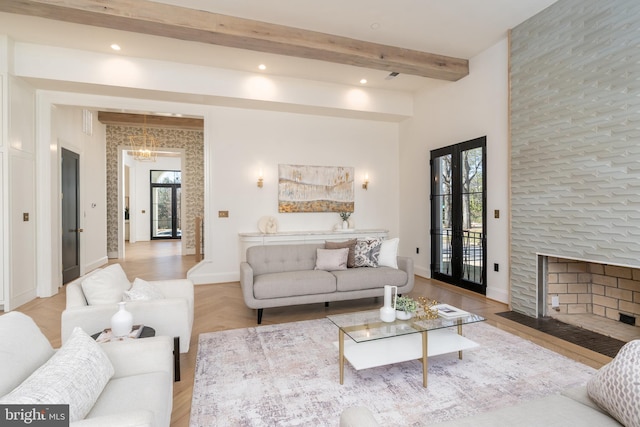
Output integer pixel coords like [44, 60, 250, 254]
[61, 264, 194, 353]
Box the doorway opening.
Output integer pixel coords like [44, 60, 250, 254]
[430, 136, 487, 295]
[150, 170, 182, 239]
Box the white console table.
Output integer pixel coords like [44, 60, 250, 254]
[238, 229, 388, 262]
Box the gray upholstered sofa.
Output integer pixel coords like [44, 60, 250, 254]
[240, 242, 414, 323]
[341, 339, 640, 427]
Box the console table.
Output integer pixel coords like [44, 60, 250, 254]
[238, 229, 388, 262]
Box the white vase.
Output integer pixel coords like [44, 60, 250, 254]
[342, 220, 348, 229]
[111, 301, 133, 337]
[396, 310, 413, 320]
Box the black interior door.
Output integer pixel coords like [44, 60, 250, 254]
[62, 148, 80, 283]
[430, 137, 486, 294]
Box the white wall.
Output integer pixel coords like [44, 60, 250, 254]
[190, 106, 401, 283]
[399, 38, 510, 303]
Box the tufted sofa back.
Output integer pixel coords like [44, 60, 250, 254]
[246, 244, 324, 276]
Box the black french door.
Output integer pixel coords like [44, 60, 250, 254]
[430, 136, 486, 294]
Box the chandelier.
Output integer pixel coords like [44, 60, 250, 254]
[129, 115, 157, 162]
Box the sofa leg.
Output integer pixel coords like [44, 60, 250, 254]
[325, 302, 329, 308]
[257, 309, 263, 324]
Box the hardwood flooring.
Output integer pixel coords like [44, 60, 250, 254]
[8, 241, 612, 427]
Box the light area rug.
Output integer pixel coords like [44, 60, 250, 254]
[190, 318, 596, 426]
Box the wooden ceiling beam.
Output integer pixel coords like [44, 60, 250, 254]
[0, 0, 469, 81]
[97, 112, 204, 130]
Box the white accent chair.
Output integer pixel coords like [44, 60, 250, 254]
[61, 264, 194, 353]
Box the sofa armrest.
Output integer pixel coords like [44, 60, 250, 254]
[150, 279, 194, 331]
[100, 336, 174, 379]
[397, 256, 415, 291]
[239, 262, 258, 307]
[61, 298, 192, 352]
[66, 281, 89, 309]
[71, 410, 154, 427]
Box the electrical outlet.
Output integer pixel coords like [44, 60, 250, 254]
[493, 263, 499, 272]
[494, 209, 500, 219]
[218, 210, 229, 218]
[416, 247, 420, 254]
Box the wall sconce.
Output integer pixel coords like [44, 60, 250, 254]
[257, 170, 264, 188]
[362, 173, 369, 190]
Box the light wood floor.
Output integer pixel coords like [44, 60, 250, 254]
[9, 241, 612, 427]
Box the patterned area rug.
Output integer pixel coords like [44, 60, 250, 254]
[190, 318, 596, 426]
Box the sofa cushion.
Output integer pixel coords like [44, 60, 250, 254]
[82, 264, 131, 305]
[587, 339, 640, 427]
[0, 327, 114, 422]
[124, 277, 165, 301]
[325, 239, 357, 268]
[86, 371, 172, 427]
[333, 267, 408, 292]
[315, 248, 349, 271]
[0, 312, 55, 397]
[247, 244, 322, 276]
[378, 238, 399, 269]
[254, 270, 336, 299]
[354, 238, 382, 267]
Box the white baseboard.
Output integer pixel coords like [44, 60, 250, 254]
[187, 260, 239, 284]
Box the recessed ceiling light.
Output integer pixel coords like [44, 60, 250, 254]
[370, 22, 381, 30]
[258, 64, 266, 70]
[110, 44, 121, 51]
[360, 79, 367, 84]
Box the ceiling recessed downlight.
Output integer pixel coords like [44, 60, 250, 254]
[258, 64, 266, 70]
[110, 44, 121, 51]
[360, 79, 367, 84]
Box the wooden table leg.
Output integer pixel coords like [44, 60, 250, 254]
[421, 331, 428, 387]
[339, 329, 345, 385]
[174, 337, 181, 382]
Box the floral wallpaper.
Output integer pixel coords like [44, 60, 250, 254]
[106, 125, 204, 255]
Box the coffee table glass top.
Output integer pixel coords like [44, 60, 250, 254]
[327, 309, 485, 343]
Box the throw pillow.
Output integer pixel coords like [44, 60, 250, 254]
[315, 248, 349, 271]
[0, 327, 115, 422]
[81, 263, 131, 305]
[124, 277, 165, 301]
[587, 339, 640, 427]
[354, 238, 382, 268]
[378, 238, 399, 269]
[325, 239, 357, 268]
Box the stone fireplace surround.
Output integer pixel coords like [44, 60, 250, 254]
[542, 255, 640, 338]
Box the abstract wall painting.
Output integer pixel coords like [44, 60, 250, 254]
[278, 164, 354, 213]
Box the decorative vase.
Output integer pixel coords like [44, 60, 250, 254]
[379, 285, 398, 322]
[342, 220, 348, 229]
[396, 310, 413, 320]
[111, 301, 133, 337]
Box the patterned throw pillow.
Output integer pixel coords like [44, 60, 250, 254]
[354, 238, 383, 267]
[587, 339, 640, 427]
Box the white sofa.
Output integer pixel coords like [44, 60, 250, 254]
[0, 311, 174, 427]
[341, 339, 640, 427]
[61, 264, 194, 353]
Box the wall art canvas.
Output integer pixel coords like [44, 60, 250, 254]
[278, 164, 354, 213]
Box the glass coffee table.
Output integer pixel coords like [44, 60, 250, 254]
[327, 307, 485, 387]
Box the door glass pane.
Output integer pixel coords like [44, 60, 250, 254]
[433, 155, 452, 276]
[461, 147, 484, 284]
[152, 187, 173, 238]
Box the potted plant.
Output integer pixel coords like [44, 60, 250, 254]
[339, 212, 351, 229]
[395, 295, 418, 320]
